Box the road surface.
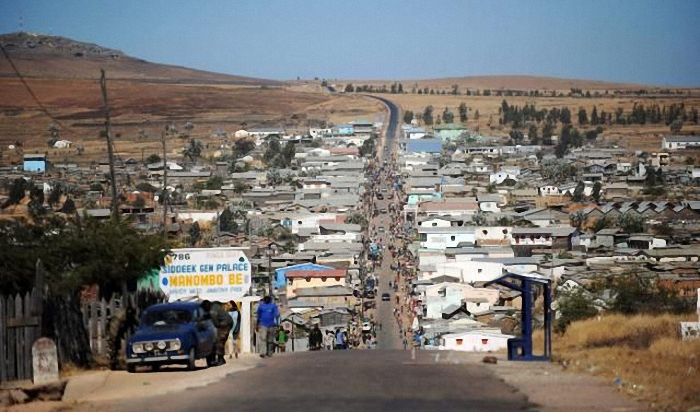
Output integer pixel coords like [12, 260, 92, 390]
[110, 351, 532, 412]
[364, 94, 402, 349]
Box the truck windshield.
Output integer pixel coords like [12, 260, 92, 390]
[142, 309, 192, 326]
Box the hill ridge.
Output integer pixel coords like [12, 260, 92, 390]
[0, 31, 279, 85]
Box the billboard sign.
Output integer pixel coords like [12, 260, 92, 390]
[159, 247, 251, 302]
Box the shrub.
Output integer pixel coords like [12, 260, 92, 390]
[555, 288, 598, 333]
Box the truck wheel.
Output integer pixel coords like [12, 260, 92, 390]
[187, 347, 196, 371]
[206, 352, 217, 367]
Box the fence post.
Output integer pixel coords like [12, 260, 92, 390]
[0, 295, 6, 382]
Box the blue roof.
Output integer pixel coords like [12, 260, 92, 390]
[274, 263, 334, 288]
[406, 138, 442, 154]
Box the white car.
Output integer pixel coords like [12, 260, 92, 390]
[362, 321, 372, 333]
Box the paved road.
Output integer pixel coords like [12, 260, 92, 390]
[364, 94, 402, 349]
[111, 351, 532, 412]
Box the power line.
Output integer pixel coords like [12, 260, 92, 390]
[0, 42, 79, 135]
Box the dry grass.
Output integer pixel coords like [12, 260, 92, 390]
[539, 314, 700, 411]
[0, 77, 381, 165]
[380, 94, 700, 152]
[340, 75, 655, 92]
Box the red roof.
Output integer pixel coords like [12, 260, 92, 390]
[286, 269, 346, 278]
[330, 147, 359, 155]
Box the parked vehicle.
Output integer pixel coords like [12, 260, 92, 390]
[126, 302, 217, 372]
[381, 293, 391, 302]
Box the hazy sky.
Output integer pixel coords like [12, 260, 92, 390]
[1, 0, 699, 86]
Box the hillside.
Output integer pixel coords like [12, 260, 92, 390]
[0, 32, 278, 85]
[0, 33, 381, 161]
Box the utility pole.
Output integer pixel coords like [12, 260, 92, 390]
[161, 130, 168, 239]
[267, 249, 273, 298]
[99, 69, 119, 221]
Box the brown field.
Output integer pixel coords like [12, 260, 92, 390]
[535, 314, 700, 411]
[381, 93, 700, 152]
[0, 78, 382, 165]
[339, 74, 677, 93]
[0, 33, 383, 165]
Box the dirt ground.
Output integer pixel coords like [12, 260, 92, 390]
[379, 93, 700, 151]
[0, 77, 381, 165]
[338, 74, 656, 93]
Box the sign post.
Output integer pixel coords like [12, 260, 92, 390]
[159, 247, 252, 302]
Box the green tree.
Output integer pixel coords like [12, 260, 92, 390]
[618, 213, 644, 233]
[509, 129, 525, 144]
[423, 105, 434, 125]
[609, 274, 693, 315]
[458, 103, 468, 123]
[183, 139, 203, 162]
[542, 121, 555, 144]
[218, 208, 238, 233]
[555, 125, 573, 158]
[670, 119, 683, 133]
[232, 138, 256, 159]
[146, 154, 161, 164]
[47, 123, 60, 147]
[267, 169, 283, 186]
[403, 110, 414, 124]
[3, 177, 29, 208]
[345, 212, 369, 230]
[233, 181, 248, 194]
[572, 181, 585, 202]
[60, 197, 76, 214]
[590, 106, 599, 125]
[264, 136, 282, 165]
[555, 288, 598, 333]
[570, 211, 586, 229]
[560, 107, 572, 124]
[205, 176, 224, 190]
[359, 137, 376, 157]
[282, 142, 296, 166]
[442, 107, 454, 124]
[28, 185, 45, 218]
[591, 181, 602, 202]
[577, 107, 588, 125]
[188, 222, 201, 246]
[528, 124, 539, 144]
[48, 184, 63, 208]
[136, 182, 158, 193]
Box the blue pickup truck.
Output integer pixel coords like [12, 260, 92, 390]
[126, 302, 217, 372]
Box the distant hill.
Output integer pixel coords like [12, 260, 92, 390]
[342, 75, 660, 92]
[0, 32, 340, 155]
[0, 32, 279, 85]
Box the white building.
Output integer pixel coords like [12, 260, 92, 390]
[430, 260, 505, 284]
[662, 135, 700, 150]
[419, 227, 476, 250]
[440, 330, 514, 352]
[53, 140, 72, 149]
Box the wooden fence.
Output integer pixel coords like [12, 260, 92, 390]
[0, 289, 42, 384]
[81, 291, 165, 357]
[1, 283, 164, 383]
